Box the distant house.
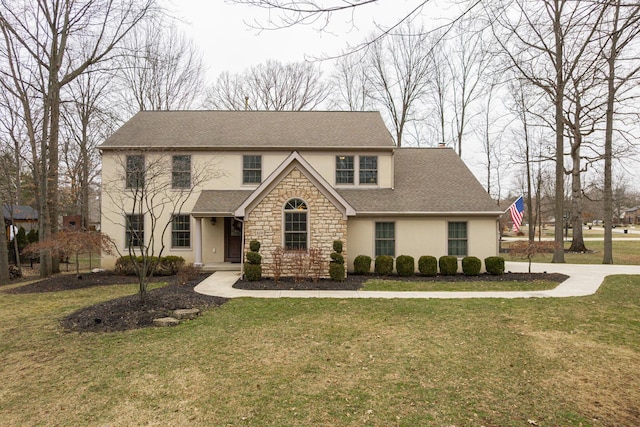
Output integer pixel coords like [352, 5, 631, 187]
[3, 205, 38, 240]
[624, 206, 640, 225]
[99, 111, 502, 275]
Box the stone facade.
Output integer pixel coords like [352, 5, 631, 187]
[244, 167, 347, 278]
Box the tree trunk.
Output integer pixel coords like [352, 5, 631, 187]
[552, 1, 566, 263]
[568, 138, 588, 252]
[602, 3, 619, 265]
[0, 192, 10, 285]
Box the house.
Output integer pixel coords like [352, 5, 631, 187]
[3, 205, 38, 241]
[99, 111, 502, 275]
[624, 206, 640, 225]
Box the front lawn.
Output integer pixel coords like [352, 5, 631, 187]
[1, 275, 639, 426]
[362, 278, 560, 292]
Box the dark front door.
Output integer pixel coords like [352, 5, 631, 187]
[224, 217, 243, 263]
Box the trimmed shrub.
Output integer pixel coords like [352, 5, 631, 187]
[244, 263, 262, 281]
[485, 256, 505, 275]
[329, 262, 345, 281]
[353, 255, 372, 275]
[462, 256, 481, 276]
[245, 251, 262, 265]
[329, 239, 345, 281]
[418, 256, 437, 276]
[330, 252, 344, 264]
[375, 255, 394, 275]
[439, 256, 458, 276]
[395, 255, 415, 277]
[249, 240, 261, 252]
[245, 240, 262, 281]
[156, 256, 185, 276]
[115, 255, 136, 275]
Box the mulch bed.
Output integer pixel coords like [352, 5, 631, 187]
[234, 272, 569, 290]
[4, 272, 227, 333]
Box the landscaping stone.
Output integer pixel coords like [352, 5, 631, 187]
[153, 317, 180, 327]
[173, 308, 200, 320]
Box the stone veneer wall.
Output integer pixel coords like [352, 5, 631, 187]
[243, 167, 347, 278]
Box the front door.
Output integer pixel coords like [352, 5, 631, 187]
[224, 217, 243, 263]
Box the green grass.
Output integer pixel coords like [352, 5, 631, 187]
[362, 279, 559, 292]
[2, 275, 640, 426]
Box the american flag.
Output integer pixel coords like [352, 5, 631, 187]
[509, 196, 525, 232]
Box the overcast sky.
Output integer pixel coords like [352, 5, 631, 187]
[169, 0, 452, 79]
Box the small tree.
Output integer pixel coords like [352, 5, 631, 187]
[102, 151, 219, 302]
[23, 231, 115, 278]
[509, 241, 558, 273]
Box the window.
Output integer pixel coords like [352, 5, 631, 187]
[359, 156, 378, 184]
[375, 222, 395, 257]
[284, 198, 308, 250]
[243, 155, 262, 184]
[448, 222, 467, 256]
[125, 214, 144, 248]
[336, 155, 354, 184]
[172, 155, 191, 189]
[126, 155, 144, 188]
[171, 215, 190, 248]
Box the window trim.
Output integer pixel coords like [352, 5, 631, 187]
[171, 155, 191, 189]
[171, 214, 191, 249]
[125, 214, 144, 248]
[374, 221, 395, 257]
[359, 155, 378, 185]
[336, 155, 355, 185]
[243, 155, 262, 185]
[447, 221, 468, 257]
[283, 198, 309, 251]
[125, 155, 144, 189]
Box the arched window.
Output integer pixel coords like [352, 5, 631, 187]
[284, 198, 308, 250]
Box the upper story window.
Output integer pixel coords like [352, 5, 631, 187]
[284, 198, 308, 250]
[126, 155, 144, 188]
[359, 156, 378, 185]
[448, 222, 467, 256]
[336, 155, 354, 184]
[243, 155, 262, 184]
[172, 155, 191, 189]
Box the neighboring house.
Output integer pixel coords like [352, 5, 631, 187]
[3, 205, 38, 240]
[624, 206, 640, 225]
[99, 111, 502, 275]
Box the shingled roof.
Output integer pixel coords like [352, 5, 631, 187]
[99, 111, 395, 151]
[338, 148, 501, 214]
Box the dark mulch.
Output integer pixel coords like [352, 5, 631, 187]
[4, 272, 227, 333]
[234, 272, 569, 290]
[4, 271, 168, 294]
[60, 276, 227, 333]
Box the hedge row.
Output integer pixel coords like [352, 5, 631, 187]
[115, 255, 185, 276]
[353, 255, 505, 276]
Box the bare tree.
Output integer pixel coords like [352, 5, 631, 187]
[486, 0, 607, 263]
[446, 19, 491, 158]
[118, 19, 206, 115]
[600, 0, 640, 264]
[206, 60, 330, 111]
[102, 152, 218, 302]
[329, 53, 373, 111]
[61, 70, 116, 230]
[0, 181, 9, 284]
[0, 0, 157, 277]
[366, 23, 433, 147]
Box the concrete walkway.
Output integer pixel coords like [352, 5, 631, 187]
[194, 261, 640, 299]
